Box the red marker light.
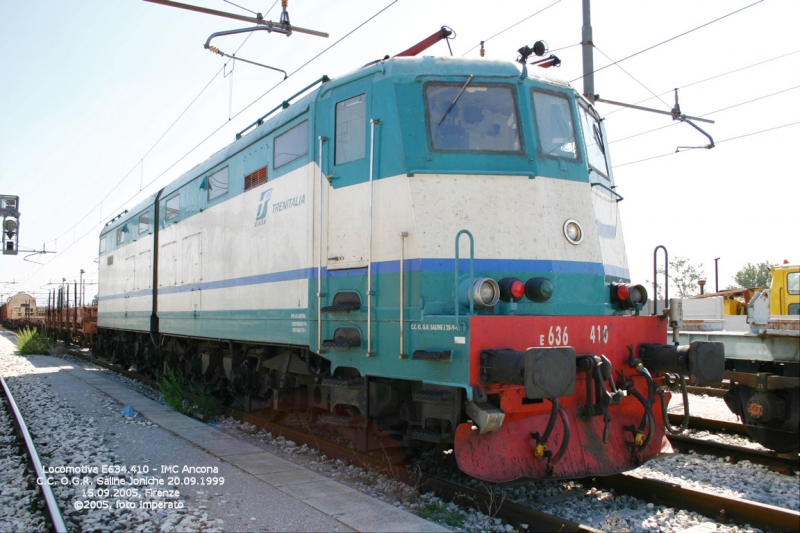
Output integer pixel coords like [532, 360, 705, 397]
[510, 280, 525, 300]
[498, 278, 526, 302]
[610, 282, 648, 310]
[615, 284, 630, 301]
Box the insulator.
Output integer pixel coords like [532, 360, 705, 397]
[480, 41, 485, 57]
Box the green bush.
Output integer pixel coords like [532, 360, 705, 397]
[159, 364, 187, 412]
[14, 327, 53, 355]
[159, 364, 218, 419]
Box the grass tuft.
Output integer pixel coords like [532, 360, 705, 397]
[159, 364, 218, 419]
[416, 499, 466, 528]
[159, 364, 186, 412]
[14, 327, 54, 355]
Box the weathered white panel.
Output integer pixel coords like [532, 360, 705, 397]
[136, 250, 151, 290]
[159, 242, 177, 288]
[180, 233, 202, 284]
[407, 174, 603, 263]
[591, 186, 629, 276]
[123, 255, 135, 313]
[327, 181, 370, 270]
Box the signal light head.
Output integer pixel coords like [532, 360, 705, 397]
[611, 282, 648, 310]
[498, 278, 526, 302]
[525, 278, 554, 302]
[615, 283, 630, 302]
[460, 277, 501, 309]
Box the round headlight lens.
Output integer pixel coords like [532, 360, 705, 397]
[630, 285, 646, 305]
[563, 219, 583, 245]
[479, 280, 496, 303]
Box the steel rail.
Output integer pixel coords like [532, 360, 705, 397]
[418, 475, 602, 533]
[668, 433, 800, 475]
[589, 473, 800, 532]
[0, 376, 68, 533]
[668, 413, 747, 436]
[686, 385, 728, 397]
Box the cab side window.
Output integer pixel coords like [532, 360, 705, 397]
[138, 212, 150, 234]
[274, 121, 309, 169]
[208, 167, 229, 201]
[335, 95, 366, 165]
[165, 194, 180, 221]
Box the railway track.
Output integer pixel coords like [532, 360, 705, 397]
[63, 347, 799, 532]
[66, 348, 798, 475]
[0, 375, 67, 532]
[588, 473, 800, 532]
[668, 433, 799, 475]
[686, 384, 729, 398]
[669, 412, 746, 435]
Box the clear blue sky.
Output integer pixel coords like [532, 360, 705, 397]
[1, 0, 798, 305]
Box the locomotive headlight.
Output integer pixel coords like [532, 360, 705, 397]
[611, 282, 648, 310]
[563, 219, 583, 245]
[460, 277, 501, 309]
[629, 284, 647, 306]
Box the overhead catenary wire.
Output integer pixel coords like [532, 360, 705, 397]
[614, 120, 800, 168]
[593, 45, 672, 110]
[139, 0, 399, 193]
[461, 0, 562, 56]
[602, 48, 800, 116]
[222, 0, 261, 16]
[570, 0, 764, 84]
[21, 0, 399, 285]
[41, 29, 263, 252]
[609, 84, 800, 145]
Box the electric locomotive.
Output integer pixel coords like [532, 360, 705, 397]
[95, 51, 724, 482]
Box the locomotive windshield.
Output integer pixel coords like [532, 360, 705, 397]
[532, 91, 577, 159]
[578, 105, 609, 177]
[426, 84, 520, 152]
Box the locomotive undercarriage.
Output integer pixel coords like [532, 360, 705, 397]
[723, 360, 800, 453]
[92, 329, 463, 454]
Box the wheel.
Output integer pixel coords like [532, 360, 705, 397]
[727, 384, 800, 453]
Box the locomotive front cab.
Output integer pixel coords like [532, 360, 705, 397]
[358, 57, 726, 481]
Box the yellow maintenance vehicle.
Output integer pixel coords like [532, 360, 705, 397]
[677, 262, 799, 452]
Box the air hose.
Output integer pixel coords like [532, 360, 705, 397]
[533, 397, 559, 458]
[550, 405, 571, 469]
[659, 374, 690, 434]
[626, 382, 655, 452]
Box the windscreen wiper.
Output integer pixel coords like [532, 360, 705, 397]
[438, 75, 473, 126]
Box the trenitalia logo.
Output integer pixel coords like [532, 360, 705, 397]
[255, 189, 273, 221]
[255, 188, 306, 227]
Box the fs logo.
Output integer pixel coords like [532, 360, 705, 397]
[255, 189, 273, 221]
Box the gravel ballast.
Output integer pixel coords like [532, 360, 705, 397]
[0, 331, 356, 533]
[3, 329, 797, 533]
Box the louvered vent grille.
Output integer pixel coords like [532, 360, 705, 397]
[245, 167, 268, 190]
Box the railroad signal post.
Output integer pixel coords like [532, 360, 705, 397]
[1, 195, 20, 255]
